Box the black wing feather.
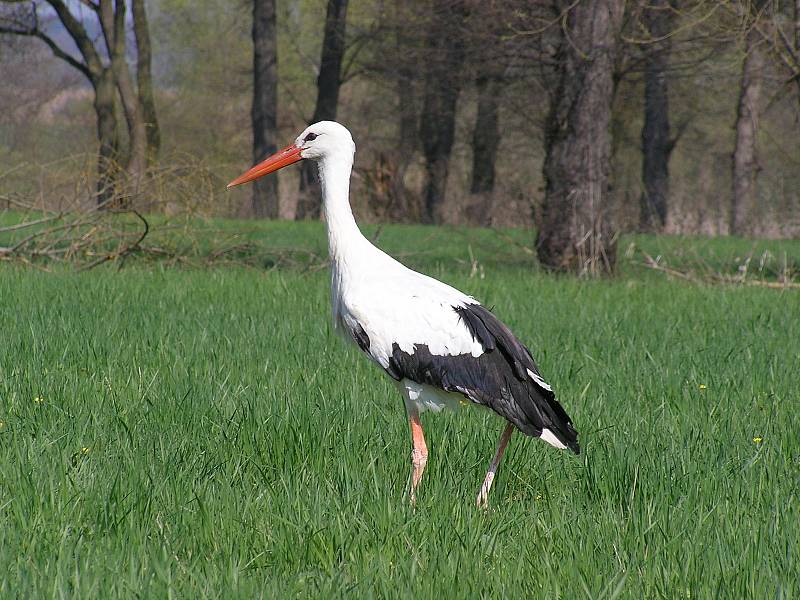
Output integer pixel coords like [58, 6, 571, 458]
[387, 304, 579, 454]
[351, 322, 371, 354]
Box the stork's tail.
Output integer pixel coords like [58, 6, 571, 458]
[536, 394, 580, 454]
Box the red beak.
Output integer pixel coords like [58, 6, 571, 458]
[227, 143, 304, 188]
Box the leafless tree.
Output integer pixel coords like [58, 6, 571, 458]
[0, 0, 160, 204]
[639, 0, 676, 232]
[731, 0, 767, 236]
[132, 0, 159, 167]
[296, 0, 349, 220]
[251, 0, 279, 218]
[467, 73, 501, 223]
[796, 0, 800, 102]
[384, 1, 424, 222]
[466, 2, 510, 226]
[418, 0, 468, 224]
[536, 0, 625, 274]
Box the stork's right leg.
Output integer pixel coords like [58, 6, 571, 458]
[476, 422, 515, 508]
[407, 405, 428, 505]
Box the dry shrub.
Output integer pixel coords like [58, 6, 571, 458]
[0, 155, 322, 270]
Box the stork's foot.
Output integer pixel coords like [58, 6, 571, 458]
[476, 472, 495, 508]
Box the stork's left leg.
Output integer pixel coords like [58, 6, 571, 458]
[476, 422, 515, 508]
[407, 405, 428, 505]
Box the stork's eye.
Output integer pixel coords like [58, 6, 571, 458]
[304, 133, 318, 142]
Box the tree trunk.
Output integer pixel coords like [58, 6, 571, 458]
[794, 0, 800, 114]
[536, 0, 624, 275]
[296, 0, 349, 220]
[731, 28, 763, 236]
[132, 0, 160, 167]
[386, 74, 420, 221]
[368, 57, 421, 223]
[93, 69, 120, 205]
[470, 76, 500, 195]
[467, 74, 501, 225]
[99, 0, 147, 185]
[251, 0, 279, 219]
[419, 0, 467, 224]
[383, 6, 422, 223]
[639, 0, 673, 232]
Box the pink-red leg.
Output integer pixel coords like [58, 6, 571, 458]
[476, 422, 515, 508]
[408, 406, 428, 504]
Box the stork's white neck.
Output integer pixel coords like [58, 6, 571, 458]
[317, 153, 369, 263]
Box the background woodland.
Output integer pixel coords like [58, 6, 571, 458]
[1, 0, 799, 273]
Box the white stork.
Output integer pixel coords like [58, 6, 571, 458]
[228, 121, 579, 506]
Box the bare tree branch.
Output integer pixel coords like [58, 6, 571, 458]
[76, 0, 100, 13]
[47, 0, 104, 76]
[97, 0, 116, 60]
[31, 28, 92, 78]
[0, 4, 93, 78]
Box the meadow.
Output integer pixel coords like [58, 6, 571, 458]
[0, 221, 798, 598]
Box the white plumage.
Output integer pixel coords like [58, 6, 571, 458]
[228, 121, 579, 506]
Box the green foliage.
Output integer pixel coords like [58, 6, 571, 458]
[0, 223, 797, 597]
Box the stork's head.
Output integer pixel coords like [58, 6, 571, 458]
[227, 121, 355, 188]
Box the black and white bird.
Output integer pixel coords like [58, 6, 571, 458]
[228, 121, 579, 506]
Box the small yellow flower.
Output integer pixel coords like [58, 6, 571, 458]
[34, 396, 44, 404]
[753, 437, 762, 444]
[698, 384, 707, 390]
[81, 447, 90, 455]
[0, 420, 5, 429]
[535, 494, 542, 501]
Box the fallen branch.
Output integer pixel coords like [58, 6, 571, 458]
[639, 251, 799, 289]
[77, 210, 150, 271]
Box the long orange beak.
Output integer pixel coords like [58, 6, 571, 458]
[227, 144, 304, 188]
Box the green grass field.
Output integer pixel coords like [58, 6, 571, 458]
[1, 222, 798, 598]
